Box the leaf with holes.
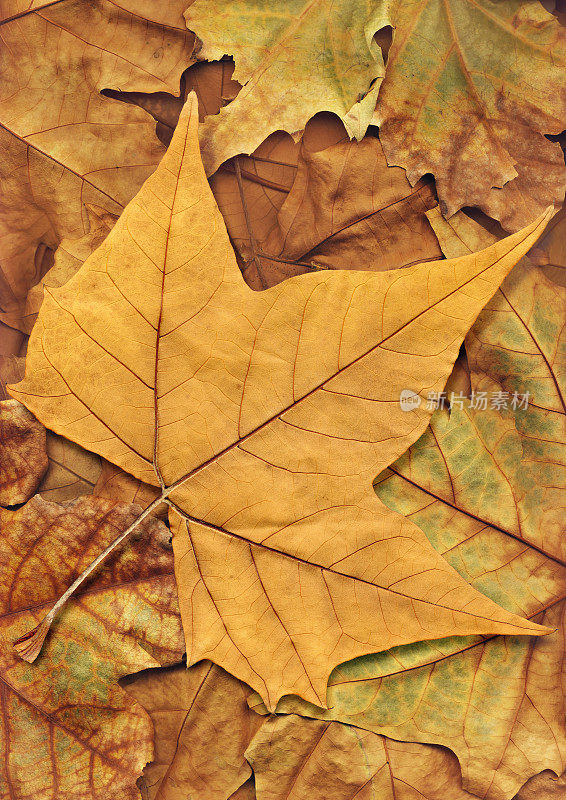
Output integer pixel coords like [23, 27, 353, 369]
[9, 94, 553, 711]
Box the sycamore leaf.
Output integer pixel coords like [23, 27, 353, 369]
[254, 122, 442, 285]
[374, 0, 566, 231]
[529, 205, 566, 288]
[9, 94, 553, 711]
[122, 661, 262, 800]
[266, 259, 566, 798]
[248, 714, 482, 800]
[0, 399, 47, 505]
[20, 206, 119, 336]
[0, 494, 184, 800]
[38, 430, 101, 504]
[93, 460, 165, 520]
[185, 0, 386, 175]
[0, 0, 194, 331]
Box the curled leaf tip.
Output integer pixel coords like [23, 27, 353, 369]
[13, 617, 51, 663]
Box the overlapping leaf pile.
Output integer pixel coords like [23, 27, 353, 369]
[0, 2, 564, 799]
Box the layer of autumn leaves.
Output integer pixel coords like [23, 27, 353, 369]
[0, 2, 565, 800]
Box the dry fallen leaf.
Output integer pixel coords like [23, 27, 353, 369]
[122, 661, 262, 800]
[20, 206, 119, 335]
[185, 0, 386, 174]
[38, 431, 101, 504]
[0, 399, 47, 505]
[251, 124, 442, 286]
[374, 0, 566, 231]
[0, 494, 184, 800]
[0, 0, 194, 331]
[93, 460, 164, 520]
[248, 714, 482, 800]
[9, 95, 553, 711]
[267, 256, 566, 798]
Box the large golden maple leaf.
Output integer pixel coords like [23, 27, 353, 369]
[10, 95, 552, 710]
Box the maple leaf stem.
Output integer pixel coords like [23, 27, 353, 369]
[13, 492, 167, 663]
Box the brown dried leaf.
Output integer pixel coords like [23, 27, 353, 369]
[0, 399, 47, 505]
[122, 661, 262, 800]
[212, 134, 300, 279]
[247, 714, 481, 800]
[246, 121, 442, 288]
[94, 460, 164, 520]
[0, 494, 184, 800]
[0, 0, 194, 331]
[374, 0, 566, 231]
[38, 431, 101, 504]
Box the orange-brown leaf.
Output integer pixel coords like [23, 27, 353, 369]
[0, 399, 47, 505]
[123, 661, 262, 800]
[247, 714, 482, 800]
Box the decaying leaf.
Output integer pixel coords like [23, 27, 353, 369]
[250, 123, 442, 286]
[20, 206, 119, 335]
[0, 494, 184, 800]
[374, 0, 566, 231]
[122, 661, 262, 800]
[529, 205, 566, 288]
[93, 460, 164, 520]
[0, 0, 194, 331]
[9, 95, 553, 711]
[247, 714, 481, 800]
[38, 431, 101, 504]
[185, 0, 386, 174]
[0, 399, 47, 505]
